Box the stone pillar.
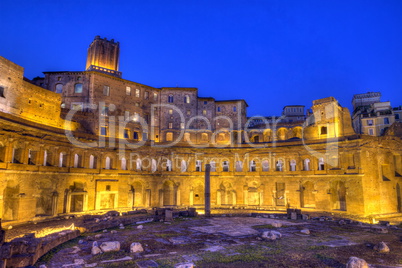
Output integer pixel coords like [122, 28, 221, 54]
[204, 164, 211, 217]
[128, 189, 134, 208]
[145, 189, 151, 207]
[243, 188, 248, 205]
[159, 189, 164, 207]
[216, 190, 221, 206]
[189, 189, 194, 206]
[51, 192, 58, 216]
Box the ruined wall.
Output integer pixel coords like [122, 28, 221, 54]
[0, 57, 70, 129]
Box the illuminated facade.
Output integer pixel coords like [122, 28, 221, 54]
[0, 37, 401, 225]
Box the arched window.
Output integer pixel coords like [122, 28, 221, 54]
[210, 161, 216, 172]
[250, 160, 256, 172]
[168, 95, 174, 103]
[151, 159, 157, 172]
[262, 160, 269, 171]
[136, 158, 142, 171]
[59, 152, 67, 167]
[318, 158, 325, 170]
[43, 150, 48, 166]
[290, 159, 296, 171]
[304, 159, 310, 171]
[222, 161, 229, 172]
[55, 84, 63, 93]
[89, 155, 97, 169]
[196, 160, 202, 172]
[181, 160, 187, 172]
[201, 133, 208, 142]
[236, 161, 243, 172]
[166, 132, 173, 142]
[74, 83, 83, 93]
[166, 159, 172, 171]
[276, 160, 284, 171]
[105, 157, 111, 169]
[121, 157, 127, 170]
[74, 153, 82, 168]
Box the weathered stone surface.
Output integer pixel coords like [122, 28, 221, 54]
[100, 241, 120, 252]
[136, 260, 159, 268]
[137, 225, 144, 229]
[262, 230, 282, 241]
[130, 242, 144, 253]
[345, 256, 369, 268]
[91, 246, 102, 255]
[300, 229, 310, 235]
[271, 222, 282, 228]
[373, 242, 390, 253]
[74, 259, 86, 265]
[175, 262, 194, 268]
[100, 256, 132, 263]
[165, 210, 173, 222]
[95, 234, 103, 239]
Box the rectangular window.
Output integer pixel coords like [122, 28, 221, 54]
[125, 111, 129, 120]
[367, 120, 373, 126]
[384, 117, 389, 124]
[187, 110, 191, 115]
[124, 129, 129, 139]
[103, 85, 110, 96]
[204, 101, 207, 105]
[169, 109, 173, 115]
[217, 107, 221, 112]
[101, 106, 109, 116]
[196, 160, 202, 172]
[0, 86, 5, 98]
[100, 127, 107, 136]
[71, 103, 83, 111]
[180, 123, 185, 129]
[133, 131, 139, 140]
[135, 89, 140, 98]
[126, 86, 131, 95]
[233, 106, 237, 112]
[168, 122, 173, 129]
[133, 112, 139, 122]
[203, 110, 207, 115]
[74, 83, 83, 93]
[223, 161, 229, 172]
[144, 91, 149, 99]
[368, 128, 374, 135]
[153, 92, 158, 101]
[396, 114, 400, 120]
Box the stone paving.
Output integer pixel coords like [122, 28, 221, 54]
[190, 217, 305, 236]
[32, 215, 402, 268]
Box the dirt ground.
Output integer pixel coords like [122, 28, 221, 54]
[31, 215, 402, 268]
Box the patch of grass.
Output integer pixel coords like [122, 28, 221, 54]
[36, 236, 82, 265]
[154, 232, 181, 238]
[156, 257, 184, 268]
[252, 224, 275, 229]
[330, 226, 358, 232]
[103, 260, 137, 268]
[307, 245, 329, 250]
[196, 245, 272, 266]
[90, 250, 129, 262]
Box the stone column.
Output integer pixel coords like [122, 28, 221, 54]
[204, 164, 211, 217]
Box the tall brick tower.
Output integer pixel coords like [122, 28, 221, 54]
[86, 36, 121, 78]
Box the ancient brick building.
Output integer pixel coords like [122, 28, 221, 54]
[0, 36, 401, 225]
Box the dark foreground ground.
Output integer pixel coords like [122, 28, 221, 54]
[26, 214, 402, 268]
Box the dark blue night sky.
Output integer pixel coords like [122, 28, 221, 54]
[1, 0, 401, 116]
